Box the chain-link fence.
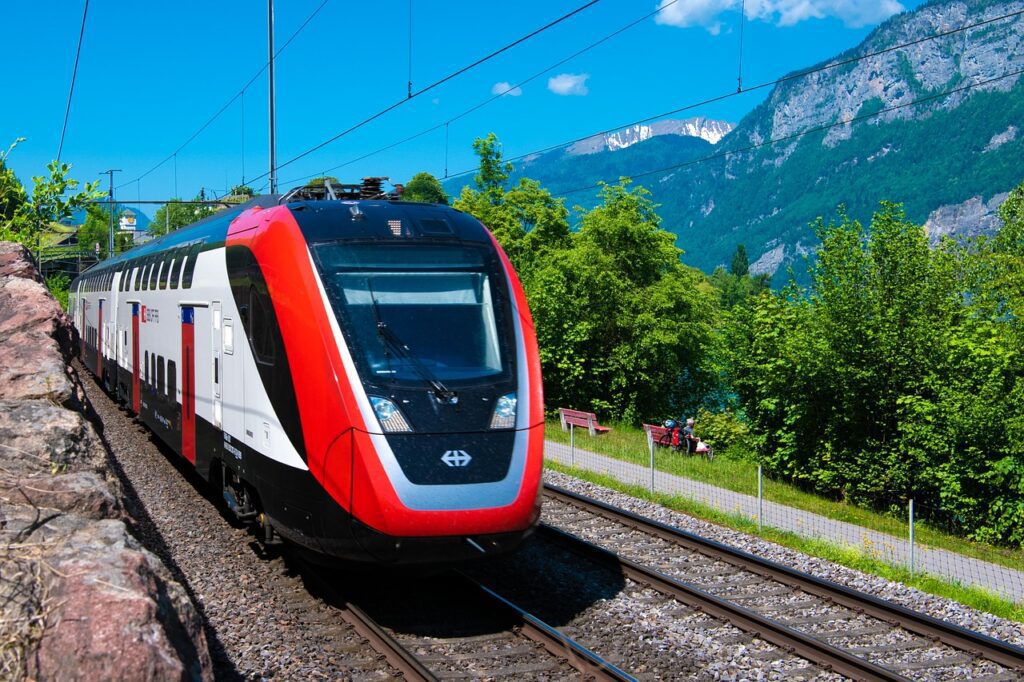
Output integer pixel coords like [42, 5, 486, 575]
[545, 421, 1024, 604]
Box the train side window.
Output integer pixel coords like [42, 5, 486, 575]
[141, 260, 150, 290]
[158, 254, 171, 289]
[149, 259, 161, 290]
[151, 353, 156, 390]
[134, 260, 144, 289]
[144, 350, 149, 384]
[169, 248, 184, 289]
[157, 355, 165, 396]
[181, 243, 201, 289]
[248, 285, 276, 365]
[167, 360, 177, 401]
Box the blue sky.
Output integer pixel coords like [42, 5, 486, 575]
[3, 0, 924, 217]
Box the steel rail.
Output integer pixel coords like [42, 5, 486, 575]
[293, 556, 437, 681]
[458, 571, 637, 681]
[544, 484, 1024, 676]
[337, 600, 437, 682]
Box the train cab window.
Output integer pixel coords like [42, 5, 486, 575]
[158, 255, 171, 289]
[157, 356, 165, 396]
[181, 243, 202, 289]
[167, 360, 177, 402]
[168, 248, 184, 289]
[144, 350, 149, 384]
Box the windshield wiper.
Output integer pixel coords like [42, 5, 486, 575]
[366, 280, 457, 403]
[376, 322, 457, 403]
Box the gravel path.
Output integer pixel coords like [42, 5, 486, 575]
[544, 470, 1024, 650]
[77, 362, 398, 681]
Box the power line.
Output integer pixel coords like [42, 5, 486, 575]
[285, 3, 1021, 190]
[549, 67, 1024, 199]
[253, 0, 603, 182]
[117, 0, 332, 190]
[57, 0, 90, 163]
[446, 6, 1024, 180]
[280, 0, 678, 187]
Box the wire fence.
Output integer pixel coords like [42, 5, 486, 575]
[546, 422, 1024, 605]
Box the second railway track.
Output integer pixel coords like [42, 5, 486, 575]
[541, 484, 1024, 681]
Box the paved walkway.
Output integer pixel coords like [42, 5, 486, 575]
[545, 440, 1024, 604]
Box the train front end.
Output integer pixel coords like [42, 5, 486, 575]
[254, 199, 544, 563]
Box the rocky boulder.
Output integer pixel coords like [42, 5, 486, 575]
[0, 242, 212, 681]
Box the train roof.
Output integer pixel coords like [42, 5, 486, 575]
[74, 195, 484, 282]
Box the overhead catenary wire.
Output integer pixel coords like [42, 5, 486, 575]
[548, 67, 1024, 199]
[280, 0, 680, 187]
[116, 0, 332, 190]
[252, 0, 603, 182]
[445, 6, 1024, 180]
[282, 3, 1020, 191]
[57, 0, 90, 163]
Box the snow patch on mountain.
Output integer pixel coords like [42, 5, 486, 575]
[567, 118, 734, 155]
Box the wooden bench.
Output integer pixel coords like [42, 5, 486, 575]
[559, 408, 611, 436]
[643, 423, 672, 448]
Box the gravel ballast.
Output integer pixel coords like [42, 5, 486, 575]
[544, 469, 1024, 649]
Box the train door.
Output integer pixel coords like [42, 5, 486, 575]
[181, 306, 196, 464]
[212, 301, 223, 430]
[96, 299, 104, 378]
[220, 311, 244, 442]
[131, 303, 141, 413]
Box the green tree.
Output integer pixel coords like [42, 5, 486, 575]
[727, 196, 1024, 546]
[403, 172, 448, 204]
[729, 243, 749, 277]
[0, 138, 28, 227]
[0, 138, 101, 246]
[77, 204, 132, 258]
[230, 184, 255, 198]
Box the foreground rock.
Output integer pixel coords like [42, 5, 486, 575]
[0, 242, 211, 681]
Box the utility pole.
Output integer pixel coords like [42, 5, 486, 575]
[102, 169, 121, 259]
[267, 0, 277, 194]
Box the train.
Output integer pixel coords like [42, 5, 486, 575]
[69, 179, 544, 563]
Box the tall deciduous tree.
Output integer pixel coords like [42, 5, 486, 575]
[0, 138, 101, 246]
[403, 172, 448, 204]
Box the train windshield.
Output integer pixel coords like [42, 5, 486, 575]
[314, 243, 510, 384]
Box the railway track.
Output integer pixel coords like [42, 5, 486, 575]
[542, 484, 1024, 681]
[298, 559, 635, 681]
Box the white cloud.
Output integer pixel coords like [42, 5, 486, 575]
[547, 73, 590, 96]
[491, 81, 522, 97]
[654, 0, 904, 32]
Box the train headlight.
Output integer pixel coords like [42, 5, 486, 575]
[489, 393, 517, 429]
[369, 396, 412, 433]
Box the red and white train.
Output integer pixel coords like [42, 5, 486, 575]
[70, 183, 544, 563]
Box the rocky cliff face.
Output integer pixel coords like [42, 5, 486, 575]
[0, 242, 211, 681]
[734, 1, 1024, 161]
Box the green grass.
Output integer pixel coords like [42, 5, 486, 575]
[546, 419, 1024, 574]
[546, 460, 1024, 622]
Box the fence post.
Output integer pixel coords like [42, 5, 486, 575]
[646, 427, 655, 493]
[909, 498, 915, 575]
[570, 423, 575, 468]
[757, 464, 763, 530]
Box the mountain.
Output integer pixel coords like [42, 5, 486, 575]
[565, 118, 735, 155]
[450, 0, 1024, 284]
